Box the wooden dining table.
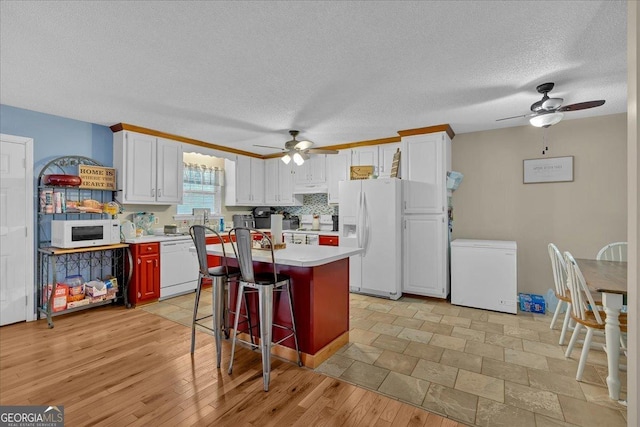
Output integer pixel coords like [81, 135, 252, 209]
[575, 258, 627, 402]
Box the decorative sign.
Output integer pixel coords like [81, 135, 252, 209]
[350, 165, 374, 180]
[78, 165, 116, 190]
[391, 148, 401, 178]
[523, 156, 573, 184]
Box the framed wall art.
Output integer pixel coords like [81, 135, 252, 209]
[523, 156, 573, 184]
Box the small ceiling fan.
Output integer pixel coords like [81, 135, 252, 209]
[254, 130, 338, 165]
[496, 82, 606, 128]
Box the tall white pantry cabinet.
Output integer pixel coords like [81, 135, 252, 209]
[400, 130, 452, 298]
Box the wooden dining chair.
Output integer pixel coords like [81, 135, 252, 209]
[563, 251, 627, 381]
[548, 243, 573, 345]
[596, 242, 627, 262]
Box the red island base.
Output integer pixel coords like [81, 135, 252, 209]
[226, 257, 350, 368]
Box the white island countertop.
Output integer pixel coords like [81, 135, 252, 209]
[206, 243, 362, 268]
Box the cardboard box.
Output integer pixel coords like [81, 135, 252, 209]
[89, 295, 107, 304]
[519, 293, 546, 314]
[66, 298, 91, 309]
[85, 281, 107, 297]
[104, 278, 118, 291]
[45, 284, 68, 312]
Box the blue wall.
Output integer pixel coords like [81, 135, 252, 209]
[0, 104, 113, 174]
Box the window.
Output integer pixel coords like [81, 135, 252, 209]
[177, 163, 222, 214]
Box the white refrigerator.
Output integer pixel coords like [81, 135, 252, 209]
[339, 179, 402, 300]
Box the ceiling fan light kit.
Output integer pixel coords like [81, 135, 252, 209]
[256, 129, 339, 165]
[496, 82, 605, 128]
[530, 112, 564, 128]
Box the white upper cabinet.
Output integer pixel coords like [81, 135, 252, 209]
[401, 132, 451, 214]
[113, 131, 183, 205]
[264, 158, 302, 206]
[293, 155, 327, 194]
[224, 156, 264, 206]
[156, 138, 183, 203]
[351, 146, 379, 176]
[326, 150, 351, 204]
[378, 143, 401, 178]
[293, 155, 326, 185]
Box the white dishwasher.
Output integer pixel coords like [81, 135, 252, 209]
[160, 238, 199, 299]
[451, 239, 517, 314]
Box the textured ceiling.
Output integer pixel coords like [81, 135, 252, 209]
[0, 1, 627, 155]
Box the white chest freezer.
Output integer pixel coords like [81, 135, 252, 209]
[451, 239, 517, 314]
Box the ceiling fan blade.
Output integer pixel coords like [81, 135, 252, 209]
[557, 100, 605, 112]
[496, 114, 529, 122]
[294, 140, 314, 151]
[306, 148, 339, 155]
[254, 144, 285, 151]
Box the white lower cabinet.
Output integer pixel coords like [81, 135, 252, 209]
[402, 215, 449, 298]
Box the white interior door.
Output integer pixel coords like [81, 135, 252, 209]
[0, 134, 34, 325]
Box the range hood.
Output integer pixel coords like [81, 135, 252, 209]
[293, 184, 328, 195]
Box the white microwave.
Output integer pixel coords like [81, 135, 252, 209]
[51, 219, 121, 249]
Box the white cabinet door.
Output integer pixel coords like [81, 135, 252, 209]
[277, 161, 296, 205]
[293, 155, 326, 185]
[264, 158, 279, 205]
[327, 151, 350, 204]
[250, 157, 265, 204]
[401, 132, 449, 214]
[234, 155, 253, 204]
[114, 131, 184, 205]
[351, 146, 379, 176]
[379, 143, 401, 178]
[124, 132, 156, 203]
[402, 215, 448, 298]
[309, 155, 326, 183]
[225, 156, 265, 205]
[156, 137, 183, 203]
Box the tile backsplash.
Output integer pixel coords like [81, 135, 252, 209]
[274, 193, 338, 216]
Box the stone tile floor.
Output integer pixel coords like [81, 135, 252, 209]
[143, 290, 628, 427]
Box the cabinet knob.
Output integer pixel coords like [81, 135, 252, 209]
[158, 189, 162, 197]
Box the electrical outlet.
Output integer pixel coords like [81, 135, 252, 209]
[155, 217, 159, 224]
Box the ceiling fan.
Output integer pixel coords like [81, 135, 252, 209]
[496, 82, 605, 128]
[254, 130, 338, 165]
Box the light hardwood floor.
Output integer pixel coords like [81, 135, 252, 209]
[0, 306, 465, 426]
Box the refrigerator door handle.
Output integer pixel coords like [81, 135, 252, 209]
[356, 191, 362, 248]
[362, 192, 369, 252]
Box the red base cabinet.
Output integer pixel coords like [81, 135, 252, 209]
[128, 242, 160, 305]
[318, 235, 339, 246]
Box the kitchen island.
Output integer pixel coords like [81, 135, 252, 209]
[206, 243, 363, 367]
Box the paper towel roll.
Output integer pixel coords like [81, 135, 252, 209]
[271, 214, 283, 245]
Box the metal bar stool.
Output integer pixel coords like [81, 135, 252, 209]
[227, 227, 302, 391]
[189, 225, 241, 368]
